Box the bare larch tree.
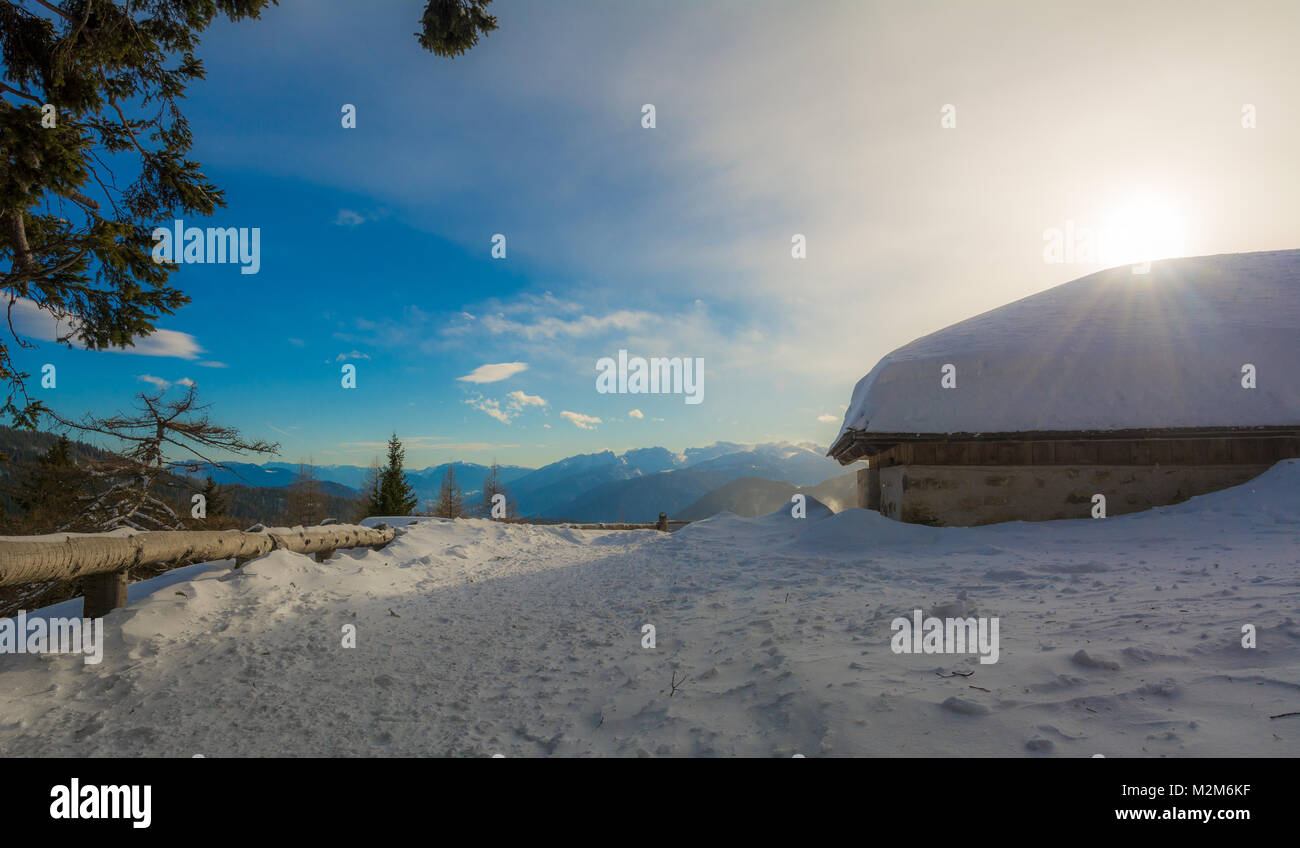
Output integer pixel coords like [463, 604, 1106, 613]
[46, 386, 277, 530]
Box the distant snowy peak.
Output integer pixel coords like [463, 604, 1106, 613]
[679, 440, 826, 465]
[618, 446, 683, 474]
[839, 249, 1300, 436]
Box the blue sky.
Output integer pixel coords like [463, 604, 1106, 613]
[14, 0, 1300, 469]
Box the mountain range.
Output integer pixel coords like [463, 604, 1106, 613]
[2, 425, 856, 524]
[210, 441, 851, 521]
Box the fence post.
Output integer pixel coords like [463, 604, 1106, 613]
[83, 570, 128, 618]
[656, 512, 668, 531]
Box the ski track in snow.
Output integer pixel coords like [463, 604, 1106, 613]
[2, 462, 1299, 757]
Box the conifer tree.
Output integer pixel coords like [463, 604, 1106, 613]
[14, 433, 82, 528]
[1, 0, 497, 427]
[370, 433, 418, 516]
[199, 476, 226, 518]
[417, 0, 498, 58]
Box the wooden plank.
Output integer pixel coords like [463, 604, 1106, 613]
[1098, 441, 1129, 464]
[829, 425, 1300, 465]
[842, 432, 1300, 468]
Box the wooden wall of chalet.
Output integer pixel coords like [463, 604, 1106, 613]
[869, 436, 1300, 468]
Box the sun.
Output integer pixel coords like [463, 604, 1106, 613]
[1101, 193, 1187, 268]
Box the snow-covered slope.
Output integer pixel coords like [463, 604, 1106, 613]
[3, 460, 1297, 757]
[838, 249, 1300, 436]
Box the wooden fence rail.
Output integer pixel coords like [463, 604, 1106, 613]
[507, 512, 690, 532]
[0, 523, 396, 617]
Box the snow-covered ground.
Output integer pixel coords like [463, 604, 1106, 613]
[2, 461, 1298, 757]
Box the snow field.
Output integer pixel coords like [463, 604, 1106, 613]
[1, 461, 1298, 757]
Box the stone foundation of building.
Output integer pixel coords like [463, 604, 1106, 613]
[858, 463, 1273, 526]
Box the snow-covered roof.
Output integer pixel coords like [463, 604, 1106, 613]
[835, 249, 1300, 449]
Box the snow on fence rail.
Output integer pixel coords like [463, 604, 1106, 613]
[0, 523, 396, 618]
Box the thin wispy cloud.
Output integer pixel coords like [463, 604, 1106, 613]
[457, 362, 528, 384]
[465, 395, 511, 425]
[561, 411, 601, 430]
[10, 298, 203, 360]
[506, 390, 546, 408]
[480, 309, 653, 341]
[464, 388, 549, 425]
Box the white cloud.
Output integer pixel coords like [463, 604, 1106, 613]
[481, 309, 652, 341]
[465, 389, 546, 425]
[465, 396, 511, 425]
[506, 390, 546, 408]
[334, 209, 366, 227]
[177, 377, 196, 387]
[10, 298, 203, 360]
[561, 410, 602, 430]
[115, 330, 202, 359]
[628, 408, 644, 419]
[817, 414, 837, 423]
[198, 361, 227, 368]
[138, 374, 170, 390]
[335, 350, 371, 362]
[457, 362, 528, 383]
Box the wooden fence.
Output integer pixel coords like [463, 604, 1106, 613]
[0, 512, 687, 619]
[0, 523, 396, 618]
[507, 512, 691, 532]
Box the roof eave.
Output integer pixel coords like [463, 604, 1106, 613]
[827, 425, 1300, 466]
